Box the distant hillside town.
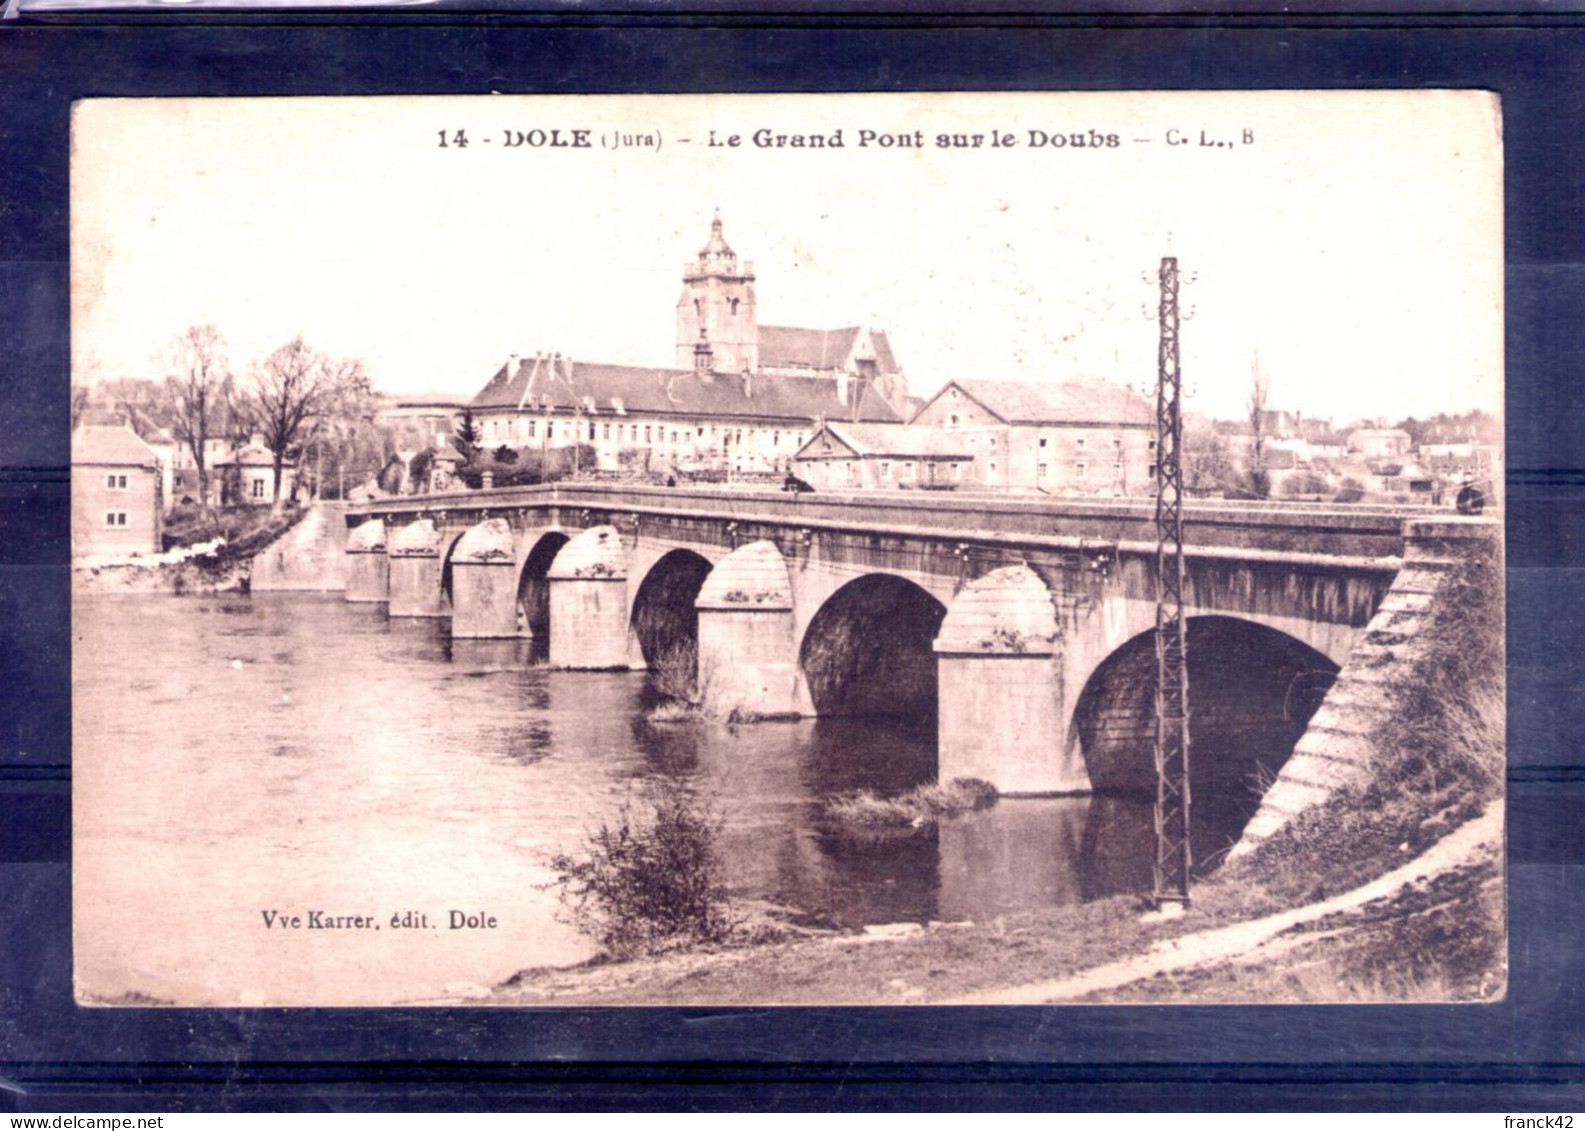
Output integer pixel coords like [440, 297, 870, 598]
[70, 213, 1501, 557]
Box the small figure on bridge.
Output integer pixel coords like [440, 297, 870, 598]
[1455, 472, 1485, 515]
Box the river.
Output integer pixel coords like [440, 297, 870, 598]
[73, 591, 1247, 1006]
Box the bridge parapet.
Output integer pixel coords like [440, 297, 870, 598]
[345, 483, 1417, 560]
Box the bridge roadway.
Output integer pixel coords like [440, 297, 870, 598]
[339, 483, 1450, 798]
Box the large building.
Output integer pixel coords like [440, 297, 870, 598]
[71, 424, 165, 557]
[907, 378, 1155, 494]
[468, 215, 909, 475]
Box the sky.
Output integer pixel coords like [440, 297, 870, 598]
[72, 91, 1504, 426]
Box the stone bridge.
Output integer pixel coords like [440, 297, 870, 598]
[339, 484, 1493, 836]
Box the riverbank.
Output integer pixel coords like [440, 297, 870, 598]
[486, 805, 1501, 1006]
[72, 506, 306, 595]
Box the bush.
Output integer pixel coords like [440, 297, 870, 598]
[826, 777, 999, 829]
[548, 776, 734, 958]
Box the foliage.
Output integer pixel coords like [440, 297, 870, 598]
[1281, 471, 1330, 497]
[548, 775, 734, 958]
[825, 778, 999, 829]
[242, 336, 366, 507]
[494, 445, 519, 466]
[453, 408, 481, 463]
[162, 324, 235, 515]
[647, 641, 701, 706]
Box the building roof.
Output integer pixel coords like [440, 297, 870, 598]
[915, 378, 1154, 427]
[71, 424, 161, 468]
[1349, 427, 1413, 440]
[756, 325, 900, 374]
[470, 356, 904, 425]
[795, 422, 973, 461]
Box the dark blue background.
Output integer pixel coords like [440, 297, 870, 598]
[2, 17, 1582, 1111]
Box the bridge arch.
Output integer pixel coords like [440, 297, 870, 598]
[798, 573, 947, 718]
[1069, 614, 1339, 854]
[629, 548, 714, 669]
[514, 528, 570, 639]
[436, 527, 467, 612]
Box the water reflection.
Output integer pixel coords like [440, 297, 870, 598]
[75, 592, 1276, 1004]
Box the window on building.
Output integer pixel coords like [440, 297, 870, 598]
[1113, 462, 1123, 479]
[1148, 464, 1157, 479]
[645, 426, 652, 443]
[988, 462, 997, 475]
[1076, 461, 1087, 479]
[546, 422, 554, 439]
[251, 479, 265, 499]
[603, 423, 611, 440]
[588, 421, 596, 440]
[104, 511, 127, 527]
[105, 473, 128, 490]
[951, 463, 962, 479]
[528, 420, 536, 438]
[949, 413, 959, 428]
[904, 462, 914, 477]
[729, 298, 740, 315]
[1148, 438, 1157, 453]
[1039, 437, 1047, 448]
[1038, 463, 1048, 478]
[1076, 437, 1086, 449]
[880, 461, 890, 478]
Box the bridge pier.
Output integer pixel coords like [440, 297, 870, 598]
[388, 519, 445, 618]
[695, 540, 808, 718]
[344, 519, 388, 603]
[547, 525, 630, 669]
[934, 565, 1088, 796]
[449, 518, 520, 638]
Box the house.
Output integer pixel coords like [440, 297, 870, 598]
[791, 422, 973, 491]
[170, 435, 297, 507]
[1347, 427, 1414, 459]
[906, 378, 1155, 493]
[71, 424, 164, 557]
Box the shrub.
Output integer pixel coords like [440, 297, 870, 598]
[826, 777, 1000, 829]
[647, 640, 701, 706]
[548, 776, 734, 958]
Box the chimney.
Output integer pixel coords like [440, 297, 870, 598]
[507, 352, 520, 377]
[835, 370, 850, 408]
[694, 327, 714, 376]
[741, 367, 752, 399]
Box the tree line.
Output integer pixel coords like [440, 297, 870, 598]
[75, 325, 388, 512]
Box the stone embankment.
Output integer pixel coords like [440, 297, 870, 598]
[250, 502, 349, 591]
[1231, 517, 1496, 857]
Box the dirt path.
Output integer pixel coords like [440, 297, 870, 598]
[945, 806, 1502, 1005]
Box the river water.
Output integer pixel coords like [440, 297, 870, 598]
[73, 592, 1206, 1007]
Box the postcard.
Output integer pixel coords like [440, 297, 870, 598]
[70, 91, 1504, 1006]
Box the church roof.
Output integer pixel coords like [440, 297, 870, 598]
[757, 325, 900, 374]
[71, 424, 161, 468]
[914, 378, 1153, 427]
[470, 357, 904, 425]
[699, 213, 734, 258]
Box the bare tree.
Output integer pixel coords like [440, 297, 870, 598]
[163, 325, 233, 514]
[1247, 351, 1272, 498]
[244, 336, 353, 511]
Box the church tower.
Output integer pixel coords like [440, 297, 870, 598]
[676, 212, 758, 372]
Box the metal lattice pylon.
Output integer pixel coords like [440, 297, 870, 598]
[1153, 256, 1193, 908]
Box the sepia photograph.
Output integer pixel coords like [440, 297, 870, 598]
[69, 90, 1505, 1008]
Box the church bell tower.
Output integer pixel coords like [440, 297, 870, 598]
[676, 212, 758, 372]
